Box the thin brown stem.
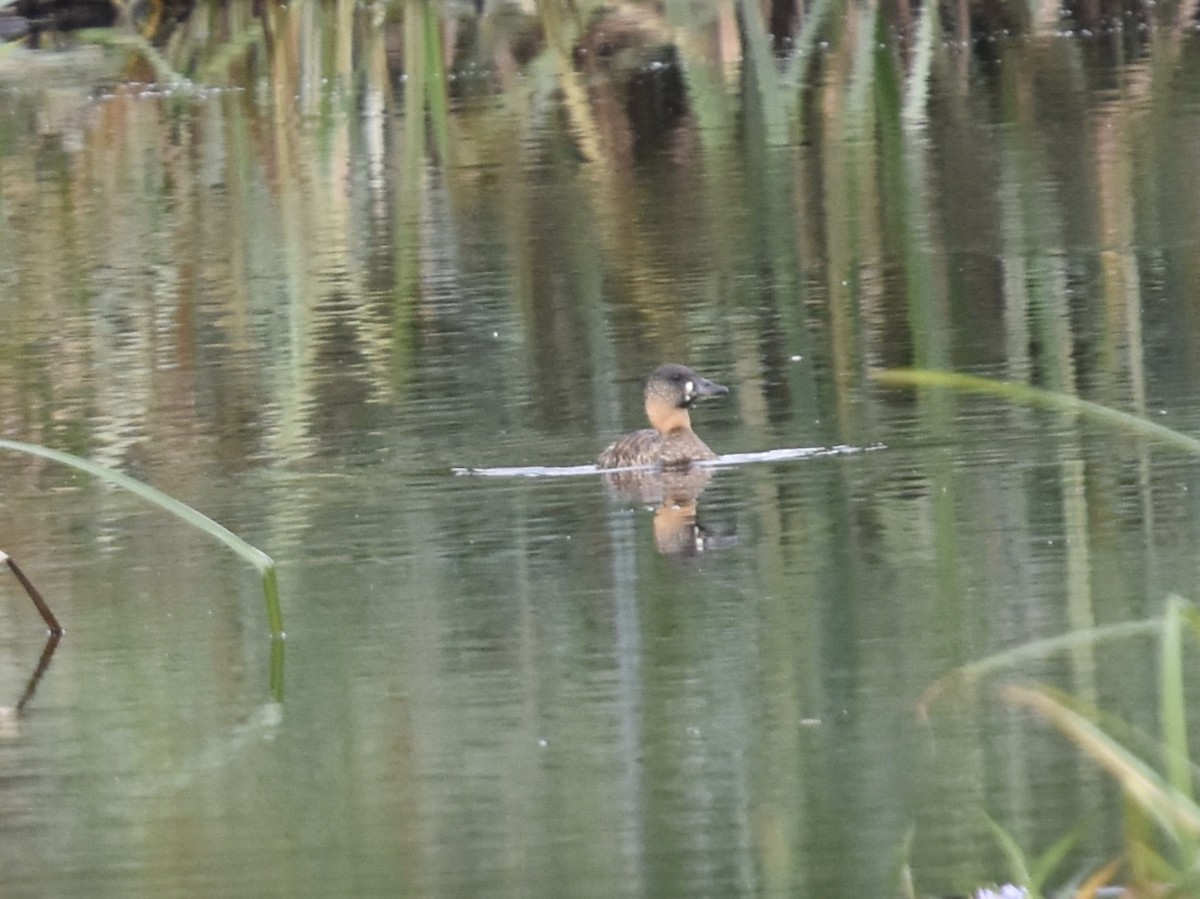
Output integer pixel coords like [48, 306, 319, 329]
[1, 552, 64, 636]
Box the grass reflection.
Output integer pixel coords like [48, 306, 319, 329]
[8, 0, 1185, 455]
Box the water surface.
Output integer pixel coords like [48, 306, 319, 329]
[1, 3, 1199, 897]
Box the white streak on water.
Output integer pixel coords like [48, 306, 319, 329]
[452, 443, 885, 478]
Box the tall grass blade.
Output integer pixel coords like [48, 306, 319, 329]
[1002, 684, 1200, 838]
[982, 813, 1035, 889]
[918, 619, 1161, 717]
[1161, 596, 1197, 864]
[1118, 803, 1200, 896]
[873, 369, 1200, 456]
[892, 825, 917, 899]
[269, 630, 285, 703]
[0, 438, 283, 639]
[1122, 794, 1171, 889]
[1074, 857, 1122, 898]
[978, 814, 1087, 897]
[1180, 604, 1200, 652]
[1029, 821, 1086, 892]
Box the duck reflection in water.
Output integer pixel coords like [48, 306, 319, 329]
[598, 364, 736, 556]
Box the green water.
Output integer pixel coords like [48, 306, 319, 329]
[1, 2, 1199, 896]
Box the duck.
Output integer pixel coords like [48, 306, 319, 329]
[597, 363, 728, 469]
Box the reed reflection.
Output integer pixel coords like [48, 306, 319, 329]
[2, 634, 62, 727]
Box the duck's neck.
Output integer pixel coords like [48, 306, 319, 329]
[646, 396, 691, 435]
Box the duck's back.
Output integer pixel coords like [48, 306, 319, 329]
[597, 428, 717, 469]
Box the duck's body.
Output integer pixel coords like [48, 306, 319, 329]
[597, 363, 728, 469]
[597, 427, 718, 468]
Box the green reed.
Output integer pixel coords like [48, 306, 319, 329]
[0, 438, 284, 640]
[921, 597, 1200, 894]
[885, 369, 1200, 895]
[875, 369, 1200, 455]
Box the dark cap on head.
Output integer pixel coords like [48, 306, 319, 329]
[647, 364, 728, 409]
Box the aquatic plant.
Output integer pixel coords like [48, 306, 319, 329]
[874, 369, 1200, 455]
[921, 599, 1200, 896]
[0, 438, 283, 640]
[886, 369, 1200, 896]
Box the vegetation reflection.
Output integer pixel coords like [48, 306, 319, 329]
[1, 0, 1199, 895]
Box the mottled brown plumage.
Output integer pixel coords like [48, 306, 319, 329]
[597, 363, 727, 469]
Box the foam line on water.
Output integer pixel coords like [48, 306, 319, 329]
[453, 444, 884, 478]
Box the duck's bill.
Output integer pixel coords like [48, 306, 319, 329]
[693, 377, 728, 397]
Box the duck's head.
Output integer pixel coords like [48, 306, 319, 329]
[644, 363, 728, 434]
